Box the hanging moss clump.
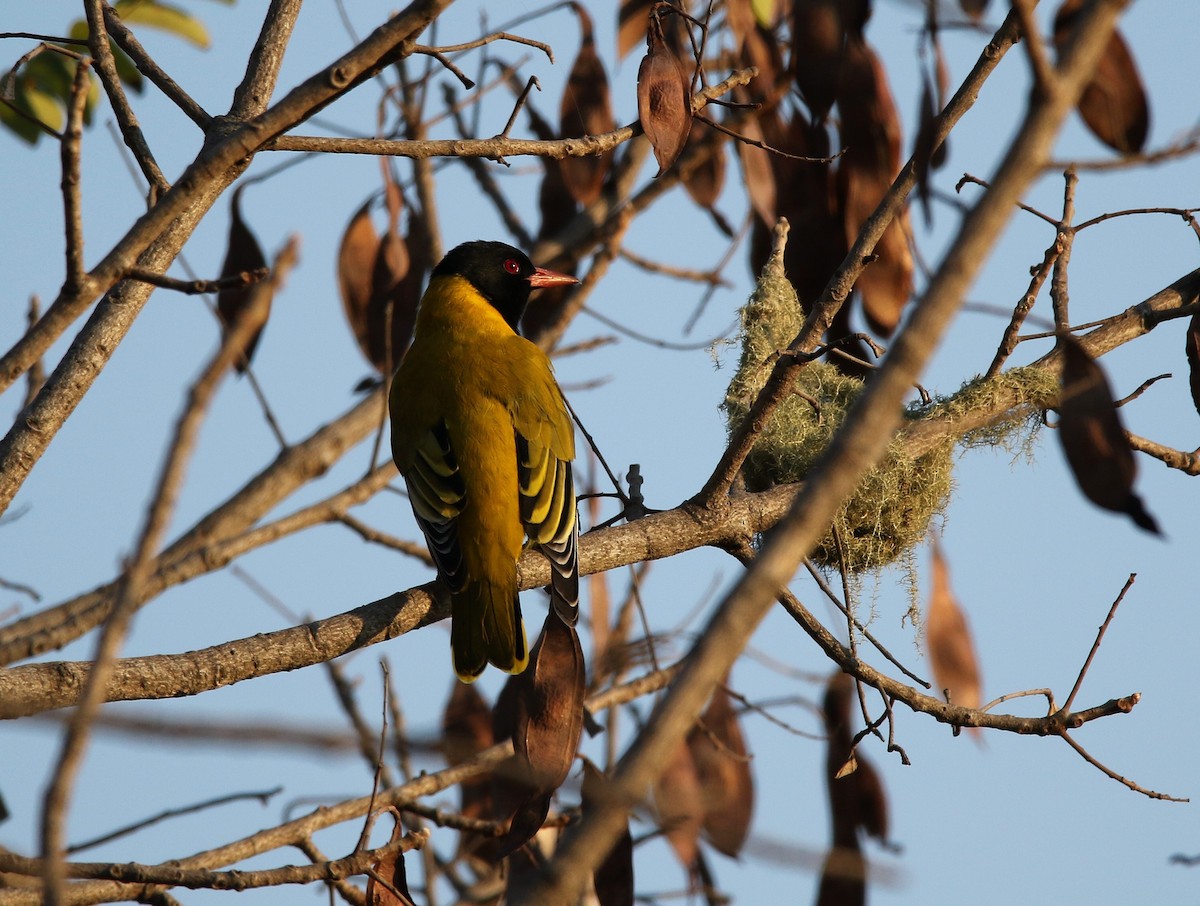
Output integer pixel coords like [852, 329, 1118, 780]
[721, 247, 952, 573]
[722, 246, 1063, 573]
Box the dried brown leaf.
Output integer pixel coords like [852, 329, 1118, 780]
[1057, 336, 1160, 533]
[365, 810, 413, 906]
[822, 674, 889, 848]
[618, 0, 655, 59]
[815, 843, 868, 906]
[491, 611, 586, 857]
[681, 119, 725, 209]
[637, 16, 693, 177]
[839, 160, 913, 335]
[1186, 312, 1200, 419]
[687, 682, 754, 858]
[561, 6, 616, 206]
[926, 539, 983, 737]
[959, 0, 989, 20]
[581, 759, 635, 906]
[337, 197, 379, 367]
[790, 0, 847, 121]
[737, 112, 777, 228]
[653, 736, 704, 871]
[442, 681, 495, 867]
[516, 611, 586, 793]
[217, 187, 271, 372]
[1053, 0, 1149, 154]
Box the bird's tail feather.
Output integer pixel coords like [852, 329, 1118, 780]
[452, 580, 528, 682]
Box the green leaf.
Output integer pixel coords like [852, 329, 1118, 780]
[750, 0, 776, 28]
[0, 99, 42, 144]
[19, 81, 65, 134]
[113, 1, 212, 49]
[111, 44, 145, 93]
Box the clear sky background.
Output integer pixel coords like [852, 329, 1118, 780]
[3, 2, 1199, 904]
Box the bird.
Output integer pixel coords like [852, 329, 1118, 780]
[389, 240, 581, 681]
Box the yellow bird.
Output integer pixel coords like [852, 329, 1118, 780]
[389, 241, 580, 681]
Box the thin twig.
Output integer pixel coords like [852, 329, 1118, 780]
[59, 57, 89, 293]
[125, 266, 270, 295]
[1063, 573, 1136, 713]
[85, 0, 169, 195]
[68, 788, 283, 854]
[1058, 730, 1186, 802]
[102, 1, 211, 129]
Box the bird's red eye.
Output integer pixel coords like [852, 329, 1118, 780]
[503, 258, 522, 275]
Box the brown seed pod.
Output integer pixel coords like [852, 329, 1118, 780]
[926, 539, 983, 738]
[652, 735, 704, 871]
[491, 610, 586, 857]
[687, 680, 754, 858]
[1186, 311, 1200, 419]
[636, 13, 693, 177]
[216, 186, 271, 372]
[1053, 0, 1149, 154]
[960, 0, 989, 20]
[560, 4, 616, 206]
[837, 37, 912, 336]
[1057, 336, 1160, 533]
[336, 182, 424, 375]
[790, 0, 847, 122]
[364, 809, 413, 906]
[618, 0, 655, 59]
[581, 759, 635, 906]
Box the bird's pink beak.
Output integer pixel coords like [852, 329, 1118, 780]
[528, 266, 580, 289]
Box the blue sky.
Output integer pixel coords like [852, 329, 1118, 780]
[3, 2, 1199, 904]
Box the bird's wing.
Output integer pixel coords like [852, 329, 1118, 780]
[403, 420, 468, 592]
[510, 362, 579, 626]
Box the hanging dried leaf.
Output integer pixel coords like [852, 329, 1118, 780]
[841, 0, 873, 37]
[1057, 336, 1160, 533]
[959, 0, 989, 20]
[337, 183, 424, 376]
[581, 759, 635, 906]
[680, 120, 733, 235]
[442, 681, 495, 869]
[365, 810, 413, 906]
[1186, 312, 1200, 419]
[791, 0, 847, 122]
[492, 610, 586, 856]
[926, 540, 983, 738]
[637, 13, 693, 177]
[618, 0, 656, 58]
[561, 5, 616, 206]
[1053, 0, 1149, 154]
[687, 681, 754, 858]
[515, 611, 586, 793]
[822, 674, 889, 848]
[521, 164, 579, 340]
[912, 64, 949, 228]
[653, 736, 705, 871]
[815, 844, 868, 906]
[337, 197, 378, 365]
[839, 161, 913, 335]
[737, 111, 778, 229]
[216, 186, 271, 372]
[838, 38, 911, 335]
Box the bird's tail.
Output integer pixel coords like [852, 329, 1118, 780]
[452, 579, 529, 682]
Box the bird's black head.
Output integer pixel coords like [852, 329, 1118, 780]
[432, 241, 577, 331]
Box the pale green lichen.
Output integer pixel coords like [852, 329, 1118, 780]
[722, 256, 1054, 574]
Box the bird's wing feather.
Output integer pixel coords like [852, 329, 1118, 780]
[405, 420, 468, 592]
[510, 351, 579, 625]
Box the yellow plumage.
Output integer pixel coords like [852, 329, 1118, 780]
[389, 243, 579, 680]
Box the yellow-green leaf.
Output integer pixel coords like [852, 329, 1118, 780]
[114, 1, 212, 49]
[751, 0, 777, 27]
